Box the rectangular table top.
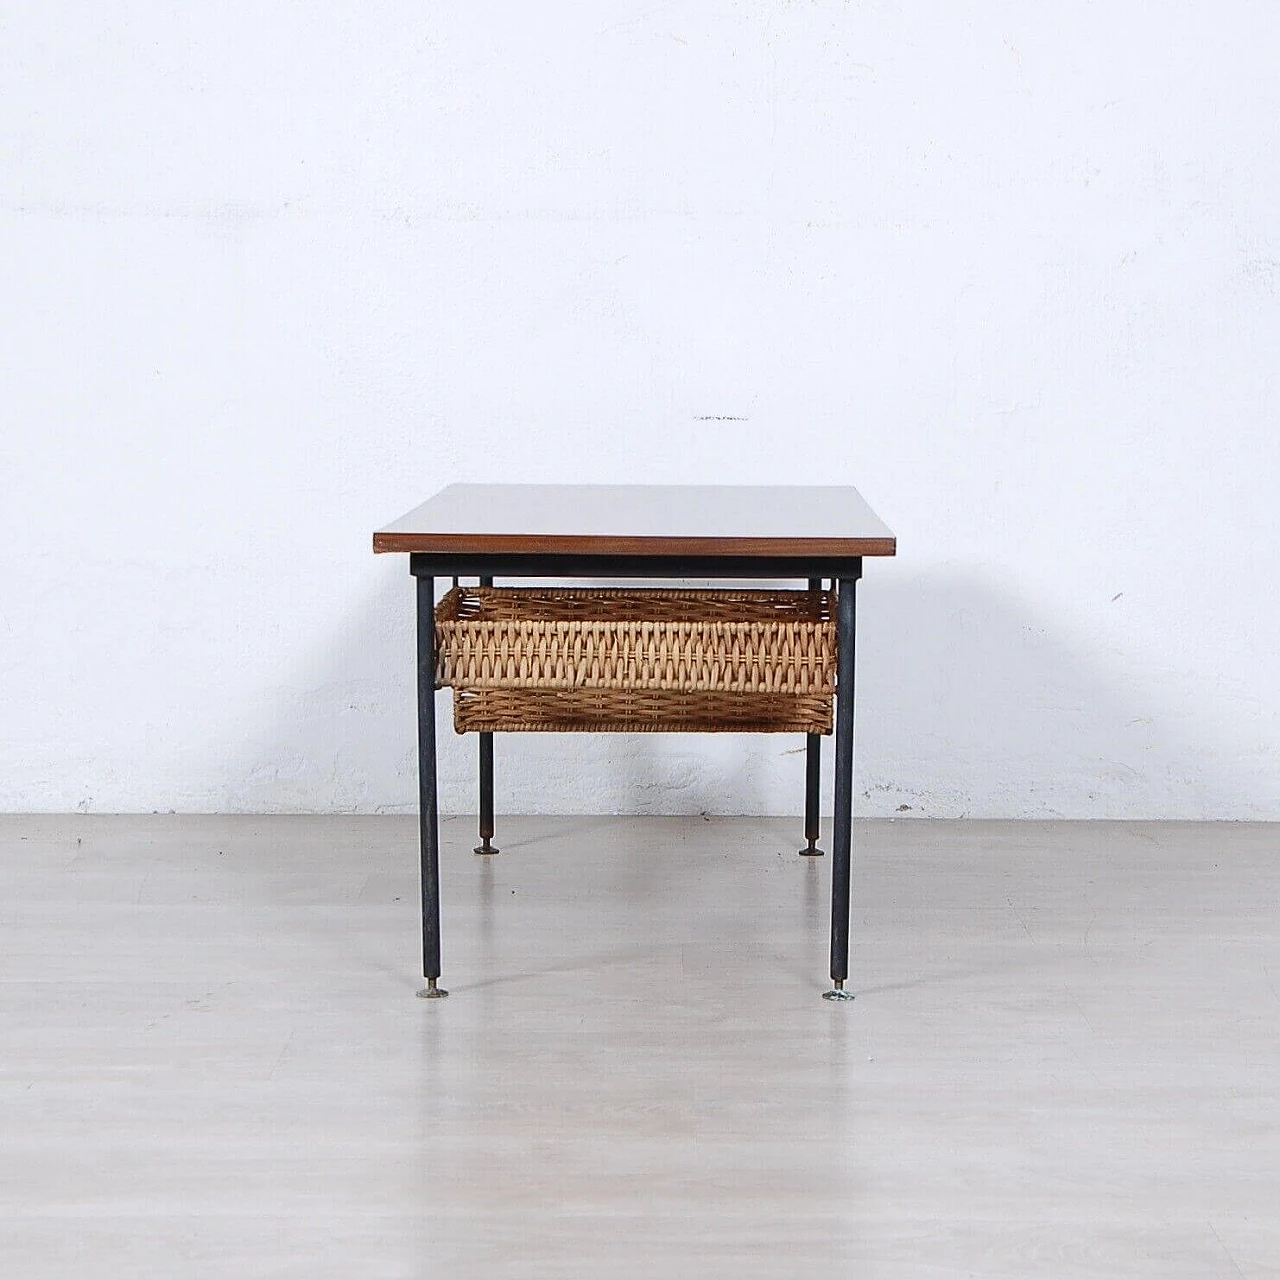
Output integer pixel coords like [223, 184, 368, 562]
[373, 485, 895, 559]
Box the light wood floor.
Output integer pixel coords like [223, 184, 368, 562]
[2, 815, 1278, 1278]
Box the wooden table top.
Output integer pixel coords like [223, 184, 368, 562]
[374, 485, 895, 558]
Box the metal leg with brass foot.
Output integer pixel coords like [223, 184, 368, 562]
[474, 731, 498, 855]
[414, 570, 448, 1000]
[799, 581, 825, 856]
[824, 567, 860, 1001]
[473, 576, 499, 856]
[799, 732, 823, 856]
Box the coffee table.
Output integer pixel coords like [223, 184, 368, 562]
[374, 484, 896, 1000]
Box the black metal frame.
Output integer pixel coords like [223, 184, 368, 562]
[409, 553, 862, 1000]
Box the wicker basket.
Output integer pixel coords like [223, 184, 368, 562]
[434, 586, 836, 734]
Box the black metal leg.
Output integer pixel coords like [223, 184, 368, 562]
[474, 576, 499, 855]
[414, 573, 447, 999]
[824, 568, 860, 1001]
[800, 735, 823, 855]
[799, 578, 824, 856]
[475, 732, 498, 855]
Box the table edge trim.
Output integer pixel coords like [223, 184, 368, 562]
[372, 533, 897, 557]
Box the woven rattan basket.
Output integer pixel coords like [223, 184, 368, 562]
[434, 585, 836, 734]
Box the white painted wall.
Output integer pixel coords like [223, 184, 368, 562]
[3, 2, 1278, 818]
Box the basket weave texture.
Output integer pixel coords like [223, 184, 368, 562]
[434, 586, 836, 734]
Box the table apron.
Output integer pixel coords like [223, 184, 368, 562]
[408, 553, 864, 581]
